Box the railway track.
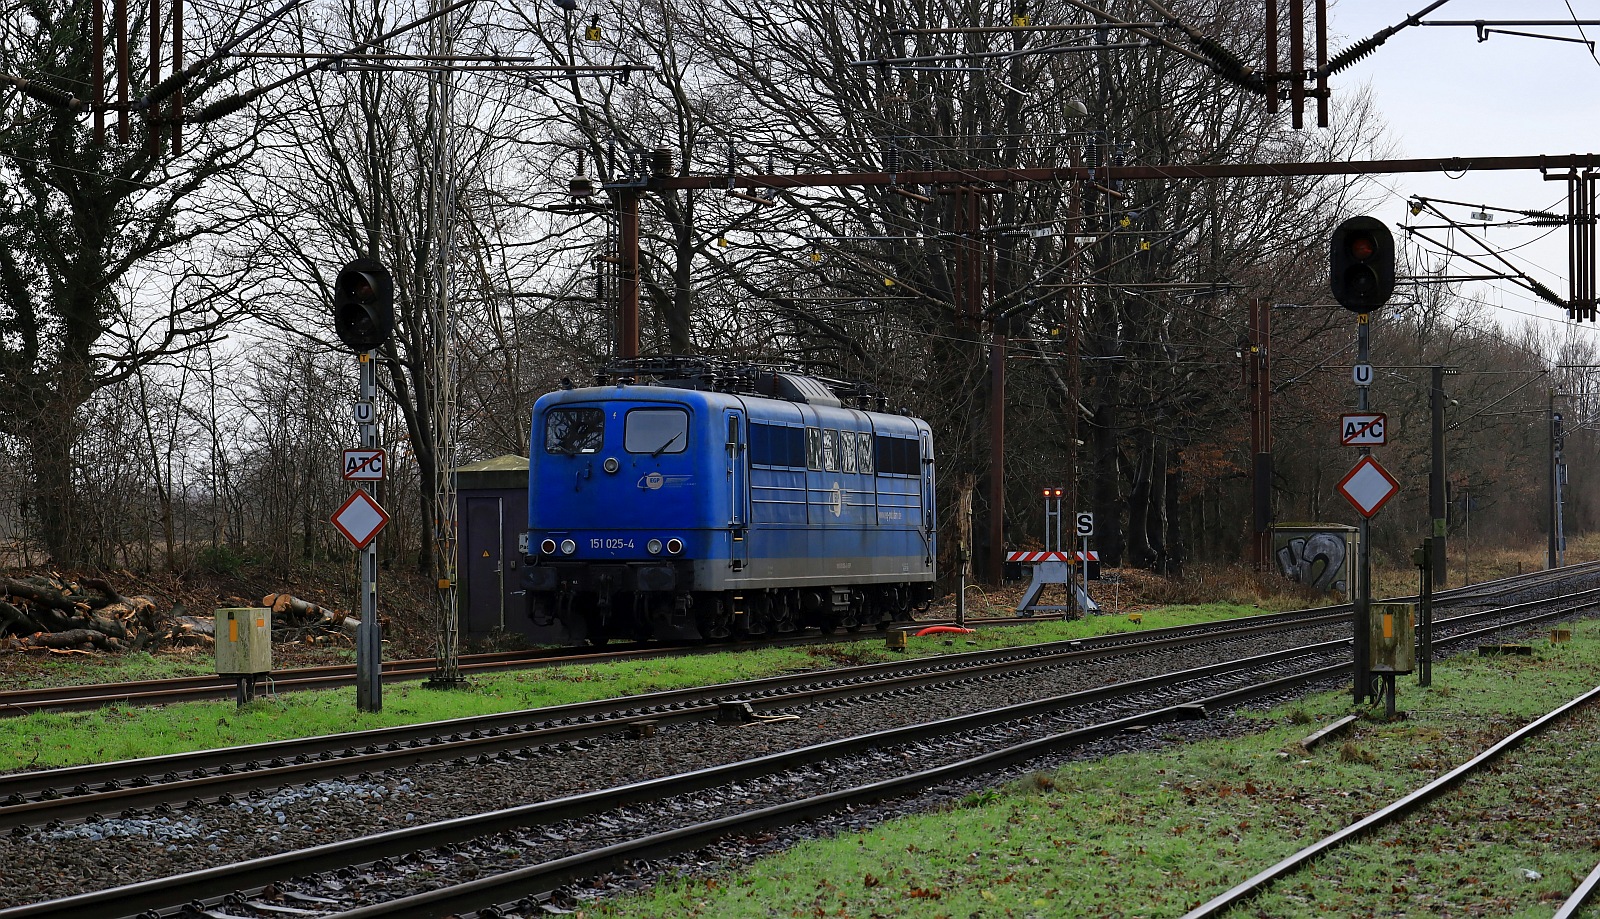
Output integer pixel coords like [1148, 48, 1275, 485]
[6, 561, 1593, 716]
[0, 601, 1365, 828]
[0, 634, 831, 716]
[1, 572, 1596, 917]
[0, 615, 1074, 717]
[1180, 682, 1600, 919]
[0, 576, 1594, 831]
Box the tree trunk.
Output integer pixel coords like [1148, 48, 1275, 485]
[1165, 446, 1185, 575]
[1091, 401, 1124, 567]
[25, 397, 89, 564]
[1146, 438, 1169, 572]
[1126, 428, 1156, 567]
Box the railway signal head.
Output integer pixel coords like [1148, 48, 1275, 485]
[332, 258, 394, 352]
[1329, 216, 1395, 313]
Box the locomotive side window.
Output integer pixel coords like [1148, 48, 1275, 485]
[625, 408, 689, 455]
[857, 433, 874, 474]
[875, 434, 921, 475]
[821, 429, 838, 472]
[545, 408, 604, 454]
[841, 431, 858, 473]
[806, 427, 823, 470]
[751, 423, 805, 467]
[782, 426, 805, 465]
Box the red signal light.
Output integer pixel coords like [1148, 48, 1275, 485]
[1349, 234, 1375, 260]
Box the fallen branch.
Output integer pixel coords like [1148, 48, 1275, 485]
[0, 598, 44, 636]
[27, 628, 122, 651]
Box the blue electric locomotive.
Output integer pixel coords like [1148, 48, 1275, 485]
[522, 360, 937, 643]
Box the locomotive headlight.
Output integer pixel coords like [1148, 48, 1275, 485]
[560, 538, 577, 555]
[647, 538, 663, 555]
[539, 538, 557, 555]
[603, 456, 620, 474]
[666, 538, 684, 555]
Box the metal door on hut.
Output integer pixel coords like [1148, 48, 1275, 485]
[463, 496, 507, 634]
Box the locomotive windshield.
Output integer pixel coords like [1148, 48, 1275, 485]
[625, 408, 690, 455]
[545, 408, 604, 454]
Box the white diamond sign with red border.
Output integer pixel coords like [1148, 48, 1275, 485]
[332, 489, 390, 549]
[1337, 455, 1401, 518]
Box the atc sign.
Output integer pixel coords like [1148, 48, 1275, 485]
[1340, 413, 1386, 446]
[343, 449, 386, 480]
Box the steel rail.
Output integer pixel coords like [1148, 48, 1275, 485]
[3, 580, 1594, 828]
[7, 558, 1587, 716]
[0, 606, 1359, 825]
[0, 638, 1354, 918]
[1180, 684, 1600, 918]
[6, 596, 1593, 919]
[0, 634, 837, 715]
[264, 602, 1600, 919]
[302, 662, 1387, 918]
[0, 623, 1012, 715]
[0, 604, 1350, 799]
[317, 600, 1600, 919]
[1554, 858, 1600, 919]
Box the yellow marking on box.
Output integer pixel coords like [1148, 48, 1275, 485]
[1382, 614, 1393, 639]
[229, 618, 238, 642]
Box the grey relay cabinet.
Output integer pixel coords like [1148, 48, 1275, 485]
[215, 607, 271, 703]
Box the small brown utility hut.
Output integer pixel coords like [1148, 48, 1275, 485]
[455, 455, 532, 641]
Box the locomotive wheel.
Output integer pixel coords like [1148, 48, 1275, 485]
[698, 593, 734, 640]
[770, 592, 797, 633]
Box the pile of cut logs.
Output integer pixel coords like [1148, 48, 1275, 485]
[0, 575, 356, 652]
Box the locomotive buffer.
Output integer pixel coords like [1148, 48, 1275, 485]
[1009, 489, 1098, 616]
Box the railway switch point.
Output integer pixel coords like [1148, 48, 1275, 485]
[1294, 714, 1359, 753]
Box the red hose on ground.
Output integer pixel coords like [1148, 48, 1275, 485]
[915, 626, 975, 636]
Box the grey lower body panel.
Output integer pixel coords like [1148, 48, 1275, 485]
[693, 555, 935, 592]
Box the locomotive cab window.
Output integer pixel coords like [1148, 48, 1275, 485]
[545, 408, 604, 454]
[841, 431, 858, 473]
[625, 408, 690, 455]
[857, 433, 874, 474]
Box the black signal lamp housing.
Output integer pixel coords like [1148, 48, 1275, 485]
[332, 258, 395, 352]
[1329, 216, 1395, 313]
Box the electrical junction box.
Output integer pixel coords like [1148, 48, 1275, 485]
[1369, 602, 1416, 674]
[215, 608, 272, 675]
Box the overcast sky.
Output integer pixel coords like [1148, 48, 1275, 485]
[1324, 1, 1600, 331]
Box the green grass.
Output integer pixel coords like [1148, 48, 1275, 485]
[594, 618, 1600, 918]
[0, 603, 1260, 772]
[0, 650, 232, 689]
